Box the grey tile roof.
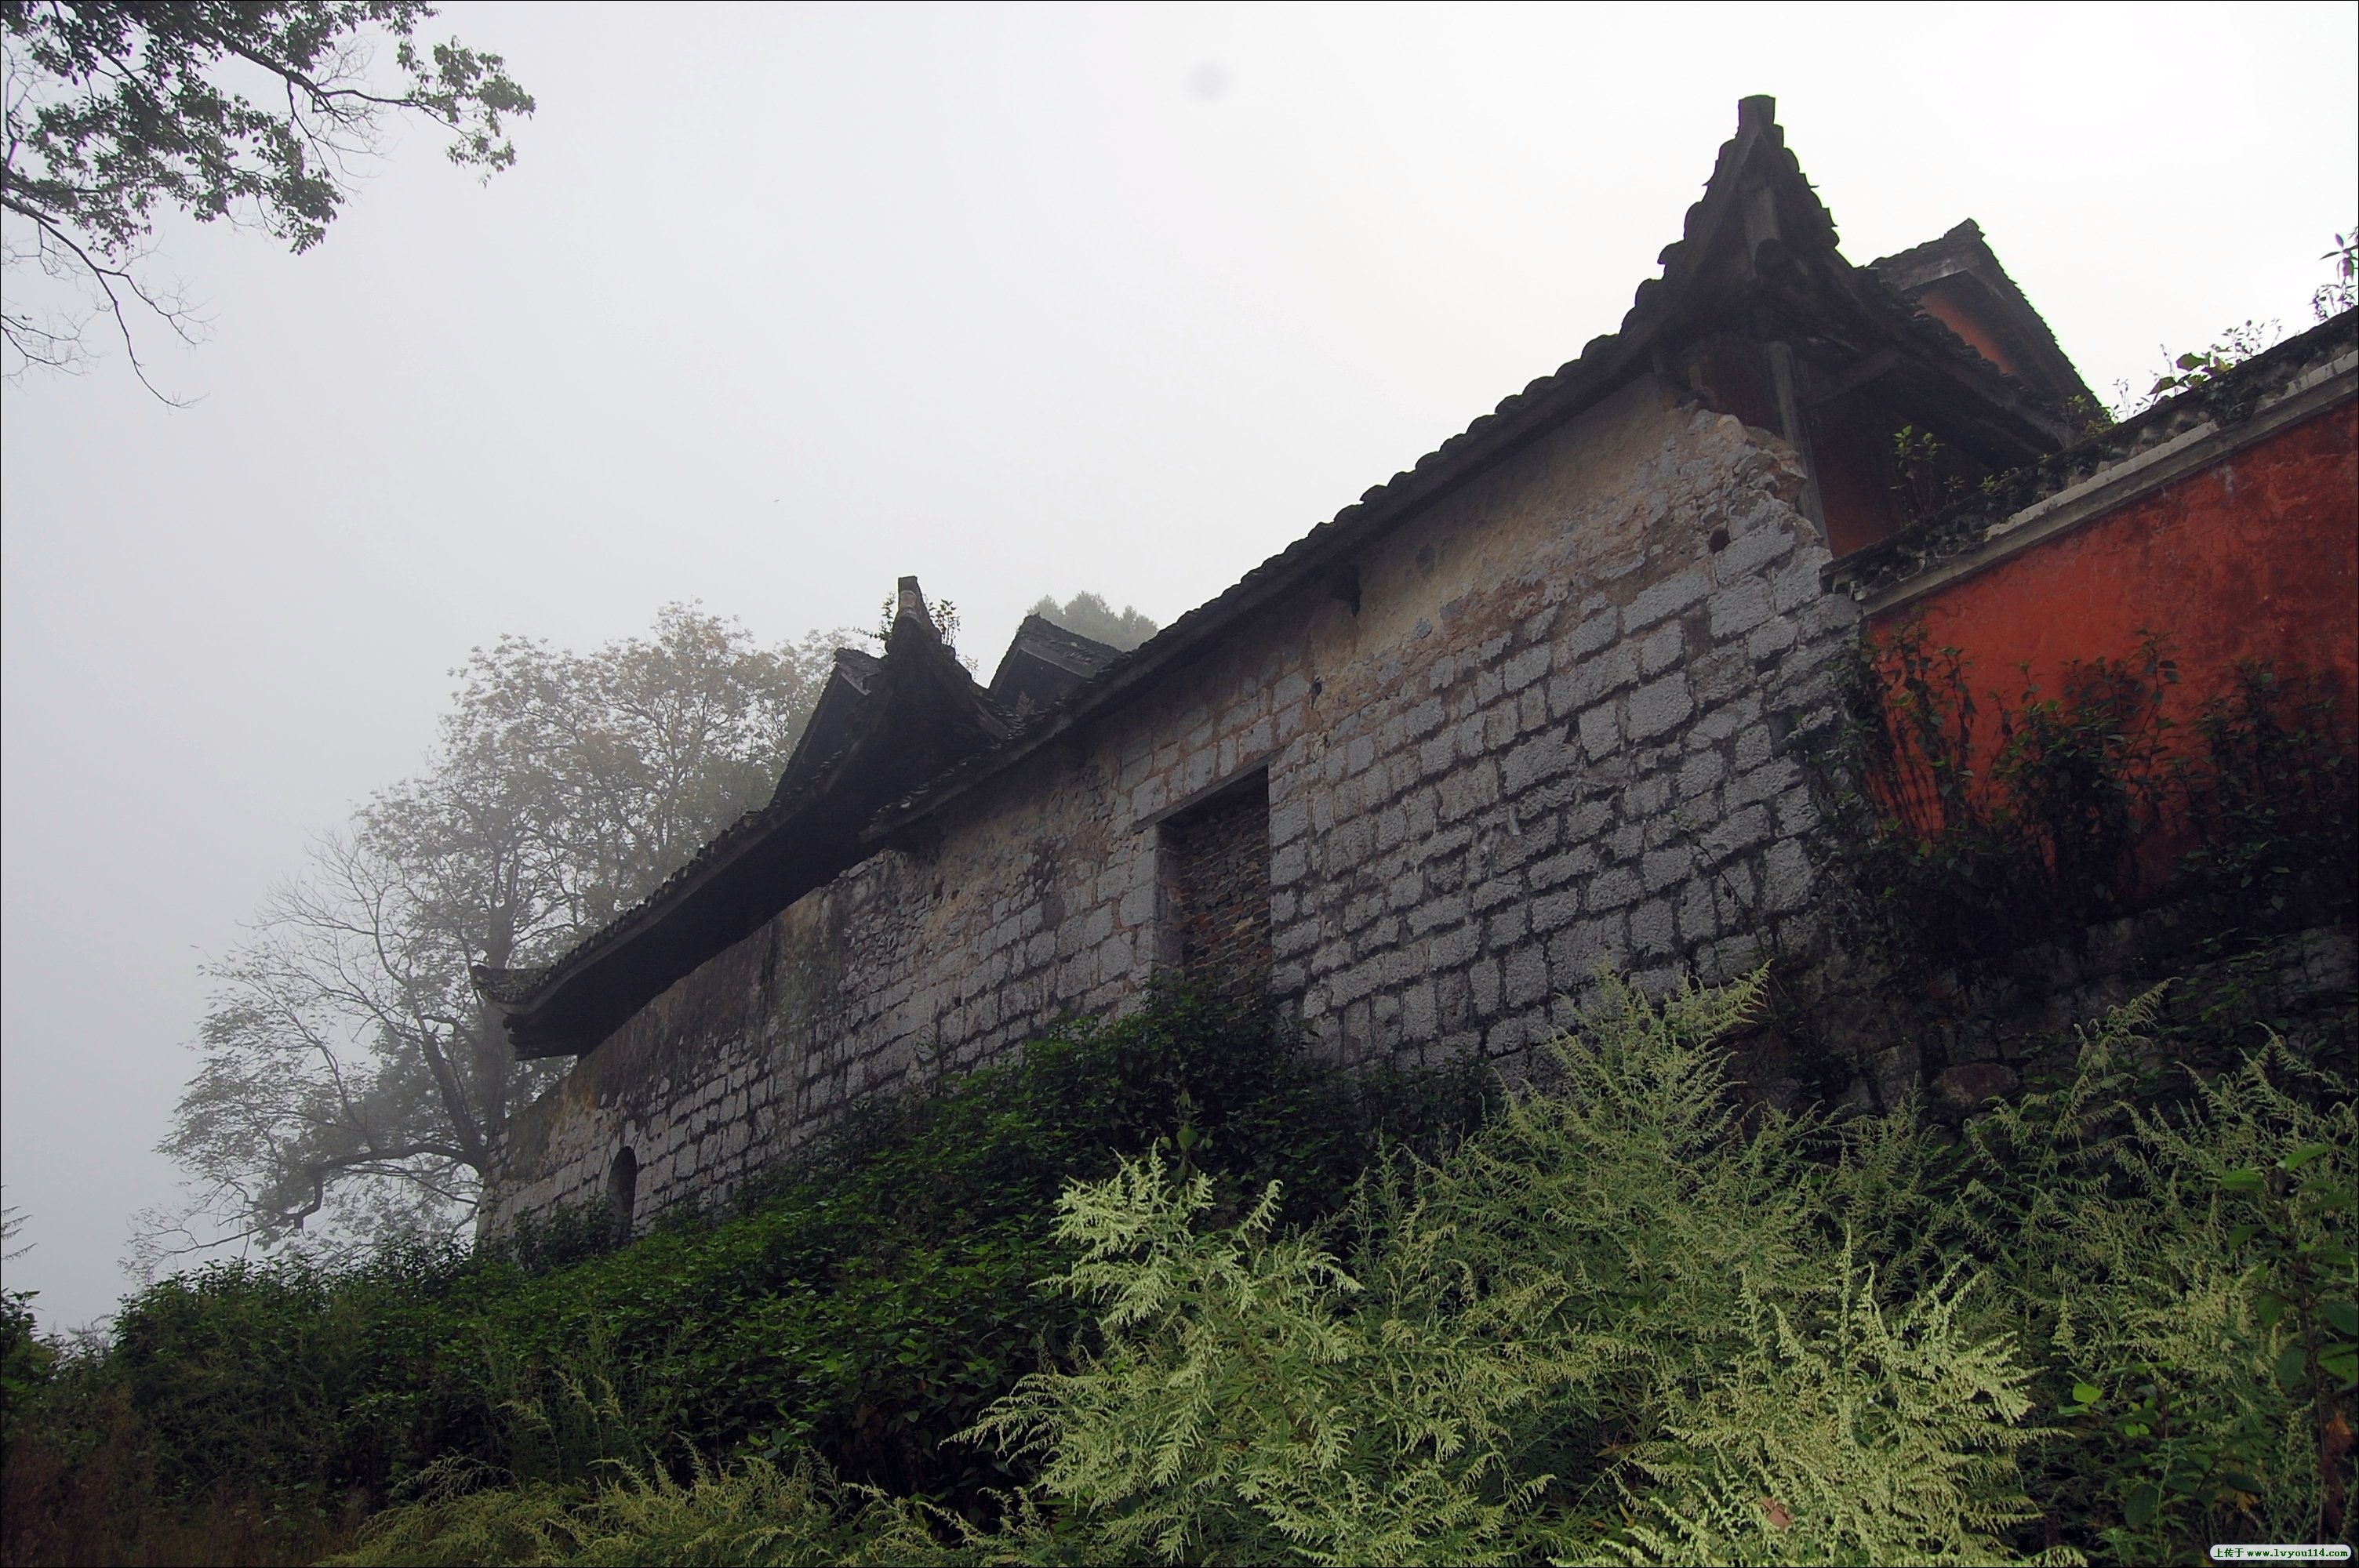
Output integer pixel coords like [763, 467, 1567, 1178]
[477, 96, 2085, 1056]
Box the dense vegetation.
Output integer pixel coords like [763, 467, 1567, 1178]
[4, 967, 2352, 1566]
[1819, 630, 2355, 987]
[0, 989, 1481, 1565]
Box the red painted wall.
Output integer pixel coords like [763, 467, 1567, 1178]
[1865, 399, 2356, 896]
[1872, 402, 2358, 735]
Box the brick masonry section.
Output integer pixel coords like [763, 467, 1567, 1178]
[1165, 774, 1273, 998]
[485, 377, 1865, 1236]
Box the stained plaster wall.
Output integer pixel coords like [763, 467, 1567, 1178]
[485, 376, 1863, 1235]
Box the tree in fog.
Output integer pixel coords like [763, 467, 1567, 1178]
[147, 605, 847, 1259]
[1028, 590, 1158, 652]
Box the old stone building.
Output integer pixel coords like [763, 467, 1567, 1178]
[476, 97, 2357, 1237]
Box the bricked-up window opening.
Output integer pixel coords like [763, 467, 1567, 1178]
[1161, 771, 1272, 999]
[607, 1147, 638, 1242]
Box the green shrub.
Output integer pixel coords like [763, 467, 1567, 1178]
[1943, 996, 2357, 1558]
[328, 1448, 954, 1567]
[965, 974, 2074, 1566]
[13, 972, 2352, 1565]
[1, 987, 1480, 1555]
[1819, 627, 2357, 984]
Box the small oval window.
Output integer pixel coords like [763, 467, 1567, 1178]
[607, 1147, 638, 1243]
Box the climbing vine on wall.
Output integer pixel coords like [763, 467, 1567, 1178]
[1816, 622, 2356, 984]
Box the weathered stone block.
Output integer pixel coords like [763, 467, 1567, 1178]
[1763, 837, 1813, 912]
[1550, 645, 1638, 717]
[1406, 891, 1469, 936]
[1576, 702, 1619, 760]
[1641, 844, 1695, 893]
[1623, 567, 1710, 632]
[1548, 914, 1627, 985]
[1712, 521, 1794, 580]
[1625, 771, 1673, 818]
[1725, 756, 1801, 810]
[1430, 922, 1478, 968]
[1503, 946, 1550, 1007]
[1567, 608, 1618, 657]
[1688, 648, 1749, 708]
[1401, 980, 1439, 1038]
[1470, 873, 1525, 913]
[1627, 673, 1694, 740]
[1530, 885, 1581, 934]
[1746, 615, 1799, 662]
[1699, 804, 1770, 865]
[1588, 865, 1643, 910]
[1638, 622, 1684, 676]
[1630, 898, 1676, 957]
[1469, 956, 1502, 1015]
[1503, 732, 1575, 794]
[1528, 844, 1598, 891]
[1678, 877, 1725, 945]
[1707, 579, 1773, 640]
[1503, 644, 1551, 691]
[1381, 943, 1430, 986]
[1770, 552, 1827, 613]
[1677, 749, 1726, 799]
[1774, 786, 1819, 837]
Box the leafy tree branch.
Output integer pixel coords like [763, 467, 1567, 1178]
[0, 0, 532, 390]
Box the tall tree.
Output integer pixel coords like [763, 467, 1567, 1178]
[147, 605, 848, 1261]
[1029, 590, 1158, 652]
[1, 1, 532, 390]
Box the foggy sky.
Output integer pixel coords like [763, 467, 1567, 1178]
[5, 2, 2354, 1330]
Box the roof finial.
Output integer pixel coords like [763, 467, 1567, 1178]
[890, 574, 943, 651]
[1738, 95, 1776, 132]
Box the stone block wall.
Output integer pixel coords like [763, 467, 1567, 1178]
[485, 375, 1866, 1236]
[1270, 383, 1856, 1070]
[1726, 913, 2359, 1128]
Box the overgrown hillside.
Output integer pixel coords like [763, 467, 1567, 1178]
[0, 991, 1482, 1566]
[6, 967, 2354, 1566]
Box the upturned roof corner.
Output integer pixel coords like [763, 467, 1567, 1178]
[474, 573, 1013, 1057]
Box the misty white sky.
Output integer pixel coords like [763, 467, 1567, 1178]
[3, 2, 2354, 1330]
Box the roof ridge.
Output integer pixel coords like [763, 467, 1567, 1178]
[482, 96, 2091, 1054]
[1868, 217, 1985, 274]
[870, 99, 1883, 837]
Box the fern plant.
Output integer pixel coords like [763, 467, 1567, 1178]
[1595, 1254, 2072, 1567]
[967, 972, 2070, 1567]
[1947, 996, 2357, 1559]
[325, 1450, 954, 1567]
[248, 971, 2354, 1566]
